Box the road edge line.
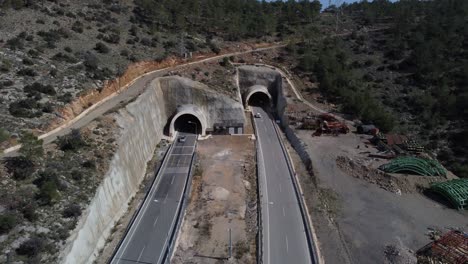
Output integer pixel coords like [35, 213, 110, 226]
[108, 136, 176, 263]
[271, 121, 323, 264]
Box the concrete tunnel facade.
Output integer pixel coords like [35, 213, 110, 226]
[244, 85, 273, 106]
[169, 104, 208, 136]
[238, 65, 284, 109]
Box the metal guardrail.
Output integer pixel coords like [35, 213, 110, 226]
[163, 140, 198, 263]
[251, 111, 264, 264]
[271, 120, 320, 264]
[108, 140, 175, 263]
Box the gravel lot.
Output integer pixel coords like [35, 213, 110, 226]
[296, 130, 468, 264]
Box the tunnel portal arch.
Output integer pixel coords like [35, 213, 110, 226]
[244, 85, 272, 107]
[169, 104, 207, 136]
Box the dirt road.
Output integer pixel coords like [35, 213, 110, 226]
[2, 44, 285, 156]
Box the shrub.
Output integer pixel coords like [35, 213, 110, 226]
[103, 33, 120, 44]
[37, 181, 60, 205]
[94, 42, 110, 53]
[64, 46, 72, 53]
[2, 80, 13, 87]
[20, 202, 38, 222]
[9, 99, 42, 118]
[6, 37, 24, 50]
[19, 131, 44, 160]
[42, 103, 54, 113]
[140, 38, 151, 46]
[37, 28, 69, 47]
[3, 156, 35, 180]
[0, 214, 17, 234]
[0, 128, 9, 143]
[83, 52, 99, 70]
[52, 52, 78, 63]
[208, 41, 221, 54]
[17, 67, 38, 76]
[58, 92, 73, 103]
[63, 204, 82, 218]
[16, 237, 44, 257]
[0, 60, 11, 72]
[129, 25, 138, 36]
[71, 170, 83, 181]
[120, 49, 129, 57]
[71, 21, 83, 33]
[57, 129, 86, 151]
[50, 68, 58, 77]
[27, 49, 40, 57]
[220, 57, 229, 67]
[82, 159, 96, 169]
[24, 82, 56, 96]
[22, 58, 34, 65]
[163, 40, 176, 49]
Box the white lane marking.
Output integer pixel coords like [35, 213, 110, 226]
[153, 216, 159, 227]
[279, 184, 282, 193]
[283, 207, 286, 217]
[164, 193, 168, 203]
[254, 107, 271, 264]
[137, 246, 146, 262]
[286, 236, 289, 253]
[114, 142, 171, 264]
[171, 176, 174, 185]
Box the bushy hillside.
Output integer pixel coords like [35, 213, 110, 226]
[292, 0, 467, 177]
[0, 0, 321, 144]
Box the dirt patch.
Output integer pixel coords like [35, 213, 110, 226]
[172, 135, 256, 264]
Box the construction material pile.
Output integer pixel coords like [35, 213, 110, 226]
[430, 179, 468, 210]
[313, 113, 349, 136]
[417, 230, 468, 264]
[379, 157, 446, 177]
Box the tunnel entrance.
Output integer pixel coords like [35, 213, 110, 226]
[247, 92, 271, 107]
[173, 114, 202, 134]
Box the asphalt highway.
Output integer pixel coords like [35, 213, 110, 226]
[110, 133, 196, 264]
[253, 106, 312, 264]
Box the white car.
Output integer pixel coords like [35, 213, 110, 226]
[254, 113, 262, 118]
[178, 136, 186, 143]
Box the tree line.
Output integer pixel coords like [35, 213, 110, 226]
[133, 0, 322, 40]
[343, 0, 468, 177]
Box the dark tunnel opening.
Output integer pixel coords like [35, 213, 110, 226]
[248, 92, 271, 107]
[173, 114, 202, 134]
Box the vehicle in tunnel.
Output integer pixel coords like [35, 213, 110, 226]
[173, 114, 202, 134]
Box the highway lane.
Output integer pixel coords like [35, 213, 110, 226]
[111, 133, 196, 264]
[253, 106, 312, 264]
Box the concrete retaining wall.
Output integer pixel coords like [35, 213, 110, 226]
[60, 77, 245, 264]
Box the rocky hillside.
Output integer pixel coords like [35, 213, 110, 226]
[0, 0, 321, 146]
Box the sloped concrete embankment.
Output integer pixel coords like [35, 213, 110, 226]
[59, 77, 245, 264]
[59, 79, 168, 264]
